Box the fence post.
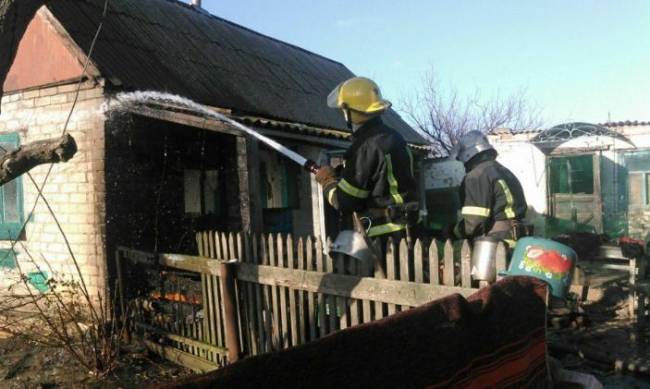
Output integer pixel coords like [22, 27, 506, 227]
[115, 248, 130, 343]
[220, 260, 241, 363]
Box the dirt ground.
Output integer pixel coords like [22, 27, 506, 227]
[549, 266, 650, 388]
[0, 332, 193, 388]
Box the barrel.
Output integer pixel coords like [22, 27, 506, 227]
[503, 237, 577, 299]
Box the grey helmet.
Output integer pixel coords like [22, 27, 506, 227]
[450, 130, 494, 163]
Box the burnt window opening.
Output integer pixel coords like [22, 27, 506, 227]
[183, 169, 221, 216]
[259, 149, 299, 210]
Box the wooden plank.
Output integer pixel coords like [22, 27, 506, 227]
[268, 234, 280, 350]
[248, 233, 263, 354]
[315, 237, 327, 337]
[214, 232, 222, 259]
[461, 240, 472, 288]
[348, 250, 360, 327]
[495, 242, 507, 282]
[204, 275, 216, 351]
[362, 299, 372, 323]
[237, 136, 264, 235]
[228, 233, 236, 262]
[195, 233, 203, 257]
[160, 254, 226, 276]
[208, 231, 215, 259]
[443, 239, 455, 286]
[237, 233, 245, 263]
[212, 276, 224, 347]
[386, 239, 397, 315]
[326, 241, 338, 333]
[219, 262, 241, 363]
[429, 240, 440, 285]
[333, 252, 348, 331]
[142, 339, 219, 374]
[277, 234, 289, 349]
[195, 234, 202, 256]
[237, 233, 255, 355]
[306, 237, 317, 341]
[414, 239, 424, 284]
[398, 238, 410, 312]
[220, 233, 229, 260]
[287, 235, 299, 346]
[399, 239, 410, 282]
[296, 237, 307, 345]
[250, 233, 258, 265]
[325, 237, 334, 273]
[259, 234, 273, 352]
[374, 241, 385, 321]
[196, 318, 205, 359]
[236, 263, 476, 307]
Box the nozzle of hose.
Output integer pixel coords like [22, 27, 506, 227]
[304, 159, 320, 174]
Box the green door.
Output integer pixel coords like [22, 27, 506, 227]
[548, 154, 603, 234]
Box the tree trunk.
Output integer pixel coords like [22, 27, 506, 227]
[0, 133, 77, 185]
[0, 0, 47, 112]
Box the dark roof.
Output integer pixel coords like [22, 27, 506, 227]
[46, 0, 425, 144]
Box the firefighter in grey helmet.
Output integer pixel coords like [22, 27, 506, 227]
[446, 131, 528, 246]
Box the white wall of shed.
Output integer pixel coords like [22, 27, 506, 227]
[492, 141, 548, 216]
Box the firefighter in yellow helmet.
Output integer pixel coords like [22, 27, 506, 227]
[315, 77, 419, 242]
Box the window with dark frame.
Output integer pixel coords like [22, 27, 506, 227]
[0, 133, 24, 241]
[629, 172, 650, 207]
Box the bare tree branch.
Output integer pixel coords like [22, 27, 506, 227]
[400, 67, 543, 155]
[0, 133, 77, 186]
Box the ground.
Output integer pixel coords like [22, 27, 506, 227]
[0, 331, 193, 388]
[549, 260, 650, 388]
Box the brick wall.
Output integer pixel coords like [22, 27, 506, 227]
[0, 81, 107, 297]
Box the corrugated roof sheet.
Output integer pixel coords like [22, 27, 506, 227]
[489, 128, 542, 135]
[601, 120, 650, 128]
[46, 0, 426, 144]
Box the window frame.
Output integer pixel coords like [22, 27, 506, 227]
[0, 132, 25, 240]
[628, 171, 650, 209]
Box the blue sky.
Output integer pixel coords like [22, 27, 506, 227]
[204, 0, 650, 127]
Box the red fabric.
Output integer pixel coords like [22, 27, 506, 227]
[160, 276, 548, 389]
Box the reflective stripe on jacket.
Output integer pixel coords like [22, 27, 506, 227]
[323, 117, 418, 237]
[454, 156, 527, 239]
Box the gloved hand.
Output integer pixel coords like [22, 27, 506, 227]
[315, 165, 337, 188]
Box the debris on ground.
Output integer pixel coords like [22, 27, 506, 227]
[0, 332, 193, 388]
[547, 269, 650, 388]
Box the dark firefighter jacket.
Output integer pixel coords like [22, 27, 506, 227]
[324, 117, 418, 237]
[454, 152, 527, 240]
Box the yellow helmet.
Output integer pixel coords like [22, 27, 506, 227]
[327, 77, 391, 114]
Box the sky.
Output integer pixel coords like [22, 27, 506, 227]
[203, 0, 650, 128]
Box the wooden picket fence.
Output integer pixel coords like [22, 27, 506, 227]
[116, 231, 509, 372]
